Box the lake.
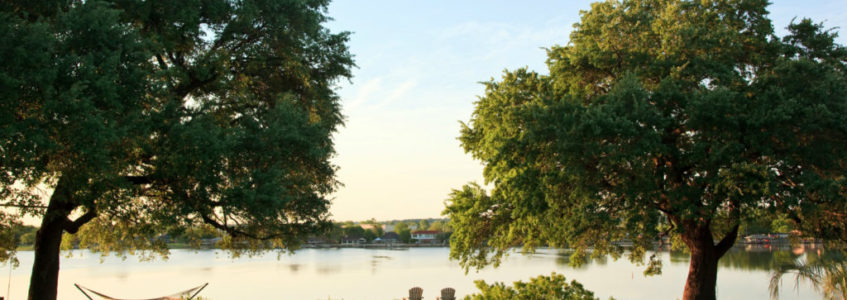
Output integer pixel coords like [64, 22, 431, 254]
[2, 245, 828, 299]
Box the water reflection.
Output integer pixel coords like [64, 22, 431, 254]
[549, 250, 624, 269]
[3, 246, 838, 300]
[544, 244, 841, 275]
[720, 249, 798, 271]
[288, 263, 300, 273]
[115, 271, 129, 281]
[316, 264, 341, 275]
[370, 255, 393, 274]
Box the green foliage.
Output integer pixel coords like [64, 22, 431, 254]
[343, 226, 365, 238]
[770, 251, 847, 300]
[770, 215, 794, 234]
[0, 0, 353, 268]
[437, 232, 452, 243]
[463, 272, 602, 300]
[9, 224, 38, 246]
[398, 230, 412, 244]
[20, 231, 36, 246]
[394, 222, 409, 233]
[396, 224, 412, 243]
[741, 212, 775, 235]
[362, 229, 376, 242]
[428, 220, 444, 231]
[445, 0, 847, 286]
[0, 214, 22, 266]
[362, 219, 384, 237]
[324, 222, 345, 243]
[391, 221, 413, 243]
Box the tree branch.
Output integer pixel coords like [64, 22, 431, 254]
[63, 209, 97, 234]
[156, 54, 168, 70]
[201, 214, 286, 241]
[175, 71, 218, 99]
[124, 176, 152, 185]
[0, 204, 48, 209]
[715, 223, 739, 258]
[211, 22, 265, 52]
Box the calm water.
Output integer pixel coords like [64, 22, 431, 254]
[1, 246, 827, 299]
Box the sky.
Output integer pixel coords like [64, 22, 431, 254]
[322, 0, 847, 222]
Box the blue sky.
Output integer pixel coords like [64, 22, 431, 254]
[323, 0, 847, 222]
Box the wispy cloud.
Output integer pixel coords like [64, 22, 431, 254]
[433, 20, 573, 72]
[375, 79, 417, 108]
[346, 77, 382, 110]
[439, 20, 571, 47]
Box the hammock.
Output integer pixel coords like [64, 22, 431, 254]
[75, 283, 208, 300]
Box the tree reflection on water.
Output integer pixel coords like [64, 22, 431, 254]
[549, 244, 841, 274]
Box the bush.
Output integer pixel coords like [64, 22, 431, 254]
[464, 272, 607, 300]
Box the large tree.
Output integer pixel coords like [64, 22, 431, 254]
[444, 1, 847, 300]
[0, 1, 353, 299]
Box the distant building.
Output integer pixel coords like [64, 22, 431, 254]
[341, 235, 366, 245]
[382, 224, 395, 233]
[744, 233, 789, 244]
[382, 232, 400, 244]
[306, 237, 333, 245]
[360, 224, 378, 231]
[411, 230, 440, 244]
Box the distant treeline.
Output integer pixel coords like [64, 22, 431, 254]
[13, 218, 455, 247]
[13, 214, 789, 248]
[12, 225, 38, 246]
[321, 218, 453, 244]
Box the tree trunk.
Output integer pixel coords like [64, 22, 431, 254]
[28, 209, 70, 300]
[28, 178, 76, 300]
[682, 243, 720, 300]
[681, 222, 739, 300]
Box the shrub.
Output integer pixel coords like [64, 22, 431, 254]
[464, 272, 607, 300]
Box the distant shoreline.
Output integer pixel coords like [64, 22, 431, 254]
[303, 243, 447, 249]
[15, 238, 819, 252]
[14, 242, 448, 252]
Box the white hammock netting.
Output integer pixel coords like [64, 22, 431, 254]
[74, 283, 208, 300]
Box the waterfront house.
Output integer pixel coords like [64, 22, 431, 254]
[306, 236, 334, 246]
[744, 233, 790, 244]
[341, 235, 366, 245]
[411, 230, 440, 244]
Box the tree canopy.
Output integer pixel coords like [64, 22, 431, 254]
[444, 1, 847, 299]
[0, 0, 353, 299]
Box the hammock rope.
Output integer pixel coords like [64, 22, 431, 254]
[74, 283, 208, 300]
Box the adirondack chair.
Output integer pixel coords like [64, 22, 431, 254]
[440, 287, 456, 300]
[75, 283, 207, 300]
[409, 286, 423, 300]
